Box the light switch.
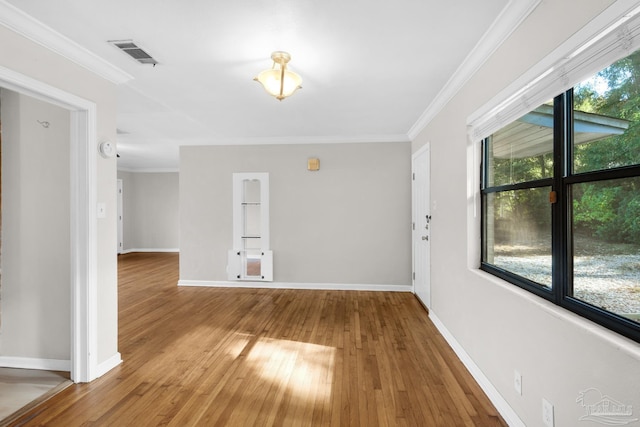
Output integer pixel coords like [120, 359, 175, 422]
[97, 202, 106, 219]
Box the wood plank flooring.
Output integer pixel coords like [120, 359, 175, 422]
[11, 253, 505, 426]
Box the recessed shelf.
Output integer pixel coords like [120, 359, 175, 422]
[229, 172, 272, 282]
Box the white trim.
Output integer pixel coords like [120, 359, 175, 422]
[407, 0, 541, 140]
[411, 140, 430, 159]
[0, 0, 132, 85]
[0, 65, 98, 383]
[467, 0, 640, 142]
[70, 108, 95, 384]
[0, 65, 91, 110]
[117, 179, 123, 254]
[428, 312, 526, 427]
[94, 352, 122, 378]
[178, 280, 412, 293]
[120, 248, 179, 254]
[129, 134, 411, 147]
[0, 356, 71, 372]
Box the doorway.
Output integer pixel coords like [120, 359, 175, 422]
[0, 67, 98, 383]
[1, 90, 71, 369]
[412, 143, 431, 308]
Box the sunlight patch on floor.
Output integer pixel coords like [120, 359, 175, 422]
[226, 333, 251, 358]
[246, 338, 335, 400]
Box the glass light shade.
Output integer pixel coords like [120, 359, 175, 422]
[255, 67, 302, 100]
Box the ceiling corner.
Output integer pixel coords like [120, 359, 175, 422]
[0, 0, 133, 84]
[406, 0, 542, 141]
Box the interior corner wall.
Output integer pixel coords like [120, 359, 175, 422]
[0, 90, 70, 360]
[117, 171, 179, 252]
[411, 0, 639, 426]
[0, 24, 119, 370]
[179, 142, 412, 287]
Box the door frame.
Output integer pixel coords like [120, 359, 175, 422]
[0, 65, 97, 383]
[412, 142, 431, 308]
[117, 179, 123, 254]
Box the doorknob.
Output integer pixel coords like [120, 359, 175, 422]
[421, 236, 428, 241]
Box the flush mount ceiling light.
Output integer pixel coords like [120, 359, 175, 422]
[254, 51, 302, 101]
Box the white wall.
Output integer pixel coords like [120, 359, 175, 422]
[117, 171, 179, 252]
[1, 90, 70, 361]
[180, 142, 411, 287]
[413, 0, 640, 426]
[0, 24, 119, 370]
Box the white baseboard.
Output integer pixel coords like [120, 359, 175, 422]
[120, 248, 179, 254]
[428, 312, 525, 427]
[178, 280, 412, 292]
[94, 352, 122, 379]
[0, 356, 71, 372]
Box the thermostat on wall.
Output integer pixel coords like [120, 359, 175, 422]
[307, 158, 320, 171]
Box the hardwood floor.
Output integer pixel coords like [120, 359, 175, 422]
[11, 253, 505, 426]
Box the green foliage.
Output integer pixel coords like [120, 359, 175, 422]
[573, 184, 619, 234]
[591, 180, 640, 243]
[492, 153, 553, 185]
[571, 50, 640, 243]
[488, 49, 640, 243]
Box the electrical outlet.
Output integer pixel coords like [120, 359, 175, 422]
[513, 370, 522, 395]
[542, 398, 554, 427]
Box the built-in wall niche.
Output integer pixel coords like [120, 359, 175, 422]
[227, 173, 273, 281]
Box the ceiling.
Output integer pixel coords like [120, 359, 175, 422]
[5, 0, 516, 171]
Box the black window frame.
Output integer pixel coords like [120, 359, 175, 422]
[481, 90, 640, 343]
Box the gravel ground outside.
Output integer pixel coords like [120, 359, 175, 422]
[493, 254, 640, 320]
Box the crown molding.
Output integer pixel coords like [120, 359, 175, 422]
[407, 0, 541, 140]
[117, 133, 411, 147]
[0, 0, 133, 84]
[467, 0, 640, 142]
[202, 133, 411, 146]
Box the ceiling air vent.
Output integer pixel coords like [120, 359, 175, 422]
[109, 40, 158, 65]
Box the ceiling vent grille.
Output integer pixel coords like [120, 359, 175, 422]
[109, 40, 158, 65]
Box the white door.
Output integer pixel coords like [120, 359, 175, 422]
[117, 179, 124, 254]
[412, 144, 431, 308]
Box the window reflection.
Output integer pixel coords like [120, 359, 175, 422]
[484, 189, 552, 287]
[571, 179, 640, 323]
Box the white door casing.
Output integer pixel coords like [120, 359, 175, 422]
[117, 179, 123, 254]
[412, 143, 431, 308]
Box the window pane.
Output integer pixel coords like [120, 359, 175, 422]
[485, 102, 554, 187]
[483, 187, 552, 287]
[571, 178, 640, 323]
[573, 49, 640, 173]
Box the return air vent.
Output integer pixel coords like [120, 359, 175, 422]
[109, 40, 158, 65]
